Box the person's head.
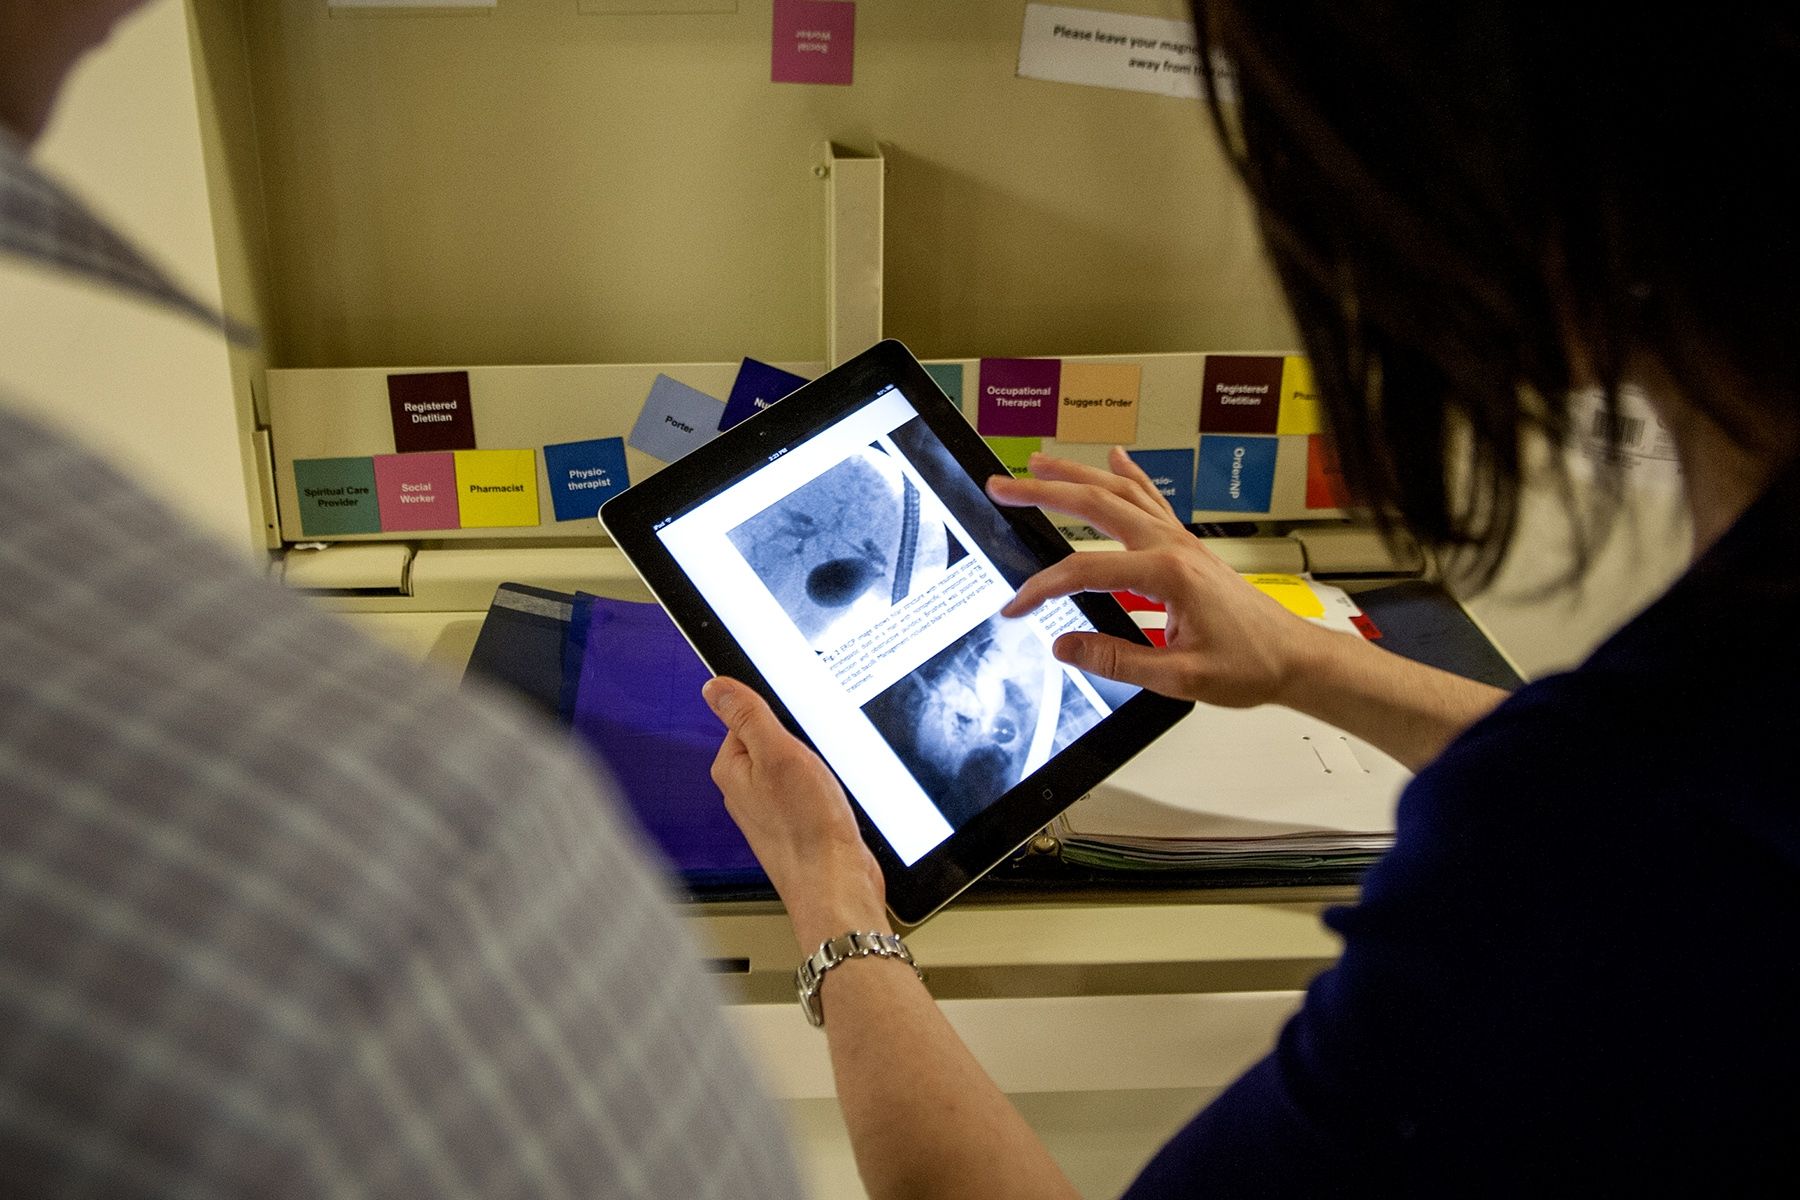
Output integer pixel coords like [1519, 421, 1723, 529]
[1192, 5, 1800, 579]
[0, 0, 151, 143]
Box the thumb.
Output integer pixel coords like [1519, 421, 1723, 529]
[702, 677, 785, 751]
[1052, 632, 1186, 697]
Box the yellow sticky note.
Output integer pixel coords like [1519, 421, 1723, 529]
[1244, 573, 1325, 619]
[1056, 362, 1141, 444]
[455, 449, 540, 527]
[1277, 356, 1323, 436]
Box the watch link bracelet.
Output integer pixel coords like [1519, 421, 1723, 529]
[796, 930, 923, 1026]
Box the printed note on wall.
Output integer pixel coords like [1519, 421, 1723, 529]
[1017, 4, 1231, 101]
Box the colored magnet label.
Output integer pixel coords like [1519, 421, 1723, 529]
[1306, 434, 1352, 509]
[985, 436, 1041, 479]
[1126, 448, 1195, 519]
[1195, 435, 1277, 512]
[374, 452, 459, 531]
[720, 358, 810, 431]
[1200, 355, 1283, 434]
[454, 449, 540, 527]
[543, 437, 630, 523]
[388, 371, 476, 453]
[628, 374, 726, 462]
[1277, 355, 1323, 435]
[294, 457, 381, 536]
[924, 362, 964, 406]
[772, 0, 855, 86]
[1056, 361, 1141, 444]
[978, 357, 1061, 437]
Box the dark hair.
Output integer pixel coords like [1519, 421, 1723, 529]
[1192, 5, 1800, 582]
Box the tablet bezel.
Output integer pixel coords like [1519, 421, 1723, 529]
[601, 339, 1194, 925]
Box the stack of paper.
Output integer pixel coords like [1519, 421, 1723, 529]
[1056, 575, 1407, 875]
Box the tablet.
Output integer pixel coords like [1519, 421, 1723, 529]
[601, 340, 1193, 924]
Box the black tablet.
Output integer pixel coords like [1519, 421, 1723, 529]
[600, 340, 1193, 924]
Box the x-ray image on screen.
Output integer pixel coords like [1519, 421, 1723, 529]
[860, 615, 1102, 829]
[727, 444, 967, 649]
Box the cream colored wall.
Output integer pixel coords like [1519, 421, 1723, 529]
[230, 0, 1295, 369]
[0, 0, 260, 555]
[0, 0, 1687, 666]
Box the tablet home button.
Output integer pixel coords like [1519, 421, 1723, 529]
[1042, 788, 1054, 800]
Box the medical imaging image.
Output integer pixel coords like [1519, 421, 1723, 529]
[887, 416, 1041, 589]
[728, 444, 967, 648]
[862, 616, 1102, 829]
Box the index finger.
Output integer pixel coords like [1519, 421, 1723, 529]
[987, 474, 1181, 548]
[1023, 449, 1177, 523]
[1105, 446, 1180, 519]
[1000, 549, 1182, 618]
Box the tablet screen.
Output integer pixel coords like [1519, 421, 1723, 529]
[654, 383, 1140, 866]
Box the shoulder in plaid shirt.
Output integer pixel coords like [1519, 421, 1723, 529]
[0, 128, 800, 1199]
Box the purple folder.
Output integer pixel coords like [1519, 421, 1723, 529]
[562, 594, 765, 885]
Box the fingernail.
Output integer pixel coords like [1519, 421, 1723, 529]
[702, 679, 735, 715]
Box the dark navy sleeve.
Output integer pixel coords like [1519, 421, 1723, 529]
[1121, 672, 1685, 1196]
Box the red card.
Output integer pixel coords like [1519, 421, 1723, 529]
[1306, 433, 1353, 509]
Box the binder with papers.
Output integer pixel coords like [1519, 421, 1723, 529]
[464, 574, 1520, 895]
[1054, 575, 1408, 877]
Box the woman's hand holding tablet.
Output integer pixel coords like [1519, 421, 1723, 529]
[600, 340, 1193, 924]
[703, 675, 889, 952]
[705, 440, 1378, 942]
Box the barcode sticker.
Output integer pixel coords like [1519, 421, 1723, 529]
[1576, 386, 1684, 496]
[1587, 406, 1646, 449]
[1573, 388, 1680, 475]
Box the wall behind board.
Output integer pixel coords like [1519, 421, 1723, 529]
[213, 0, 1295, 370]
[0, 0, 259, 553]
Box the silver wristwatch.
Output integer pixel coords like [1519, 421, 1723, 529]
[796, 930, 922, 1027]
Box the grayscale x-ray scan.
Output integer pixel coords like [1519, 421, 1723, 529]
[728, 443, 968, 649]
[861, 615, 1103, 828]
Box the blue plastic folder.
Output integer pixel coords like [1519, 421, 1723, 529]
[560, 593, 765, 887]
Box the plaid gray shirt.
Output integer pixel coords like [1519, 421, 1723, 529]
[1, 135, 799, 1197]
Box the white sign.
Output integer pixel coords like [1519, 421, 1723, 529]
[1017, 4, 1230, 102]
